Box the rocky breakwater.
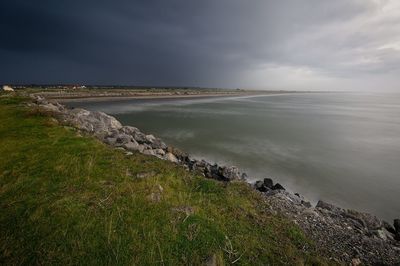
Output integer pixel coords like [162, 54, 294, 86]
[31, 96, 246, 182]
[32, 96, 400, 265]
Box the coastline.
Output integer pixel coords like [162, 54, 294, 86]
[31, 94, 400, 265]
[31, 90, 310, 103]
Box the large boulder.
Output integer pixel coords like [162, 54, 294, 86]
[149, 139, 167, 150]
[132, 131, 148, 144]
[145, 134, 156, 143]
[67, 109, 122, 134]
[167, 147, 189, 162]
[272, 183, 285, 191]
[115, 133, 134, 145]
[220, 166, 242, 181]
[120, 126, 140, 135]
[164, 153, 179, 163]
[263, 178, 273, 189]
[123, 140, 140, 151]
[255, 180, 270, 192]
[190, 160, 213, 178]
[143, 149, 156, 156]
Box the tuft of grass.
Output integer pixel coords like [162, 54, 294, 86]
[0, 96, 333, 265]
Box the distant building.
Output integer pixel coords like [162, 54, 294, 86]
[71, 85, 86, 89]
[2, 85, 14, 92]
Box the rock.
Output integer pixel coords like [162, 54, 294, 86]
[164, 153, 178, 163]
[137, 145, 146, 153]
[104, 137, 117, 145]
[345, 210, 382, 231]
[148, 192, 162, 202]
[263, 178, 274, 189]
[135, 133, 148, 143]
[143, 149, 156, 156]
[375, 228, 394, 241]
[115, 133, 133, 145]
[136, 171, 156, 178]
[255, 180, 264, 190]
[351, 258, 362, 266]
[32, 95, 47, 104]
[120, 126, 140, 135]
[254, 180, 270, 192]
[191, 159, 210, 172]
[205, 254, 217, 266]
[150, 139, 167, 149]
[241, 172, 248, 180]
[272, 183, 285, 190]
[123, 140, 139, 151]
[167, 146, 189, 162]
[220, 166, 242, 181]
[67, 109, 122, 133]
[383, 221, 396, 235]
[145, 134, 156, 143]
[394, 219, 400, 233]
[302, 201, 312, 208]
[154, 149, 165, 156]
[316, 200, 341, 212]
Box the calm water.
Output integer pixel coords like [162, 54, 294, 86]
[67, 93, 400, 221]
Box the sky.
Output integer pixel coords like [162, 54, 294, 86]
[1, 0, 400, 91]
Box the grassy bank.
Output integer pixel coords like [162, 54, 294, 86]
[0, 95, 328, 265]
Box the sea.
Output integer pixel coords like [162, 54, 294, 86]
[66, 92, 400, 222]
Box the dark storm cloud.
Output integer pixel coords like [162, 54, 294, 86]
[1, 0, 400, 89]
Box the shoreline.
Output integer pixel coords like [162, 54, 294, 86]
[32, 90, 320, 103]
[30, 94, 400, 265]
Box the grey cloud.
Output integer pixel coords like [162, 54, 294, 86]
[1, 0, 399, 90]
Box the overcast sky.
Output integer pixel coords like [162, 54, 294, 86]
[1, 0, 400, 90]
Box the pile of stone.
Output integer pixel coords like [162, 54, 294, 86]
[261, 190, 400, 265]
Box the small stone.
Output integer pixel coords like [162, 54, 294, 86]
[351, 258, 362, 266]
[205, 254, 217, 266]
[136, 171, 155, 178]
[302, 200, 312, 208]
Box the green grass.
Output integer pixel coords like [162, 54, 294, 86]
[0, 96, 330, 265]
